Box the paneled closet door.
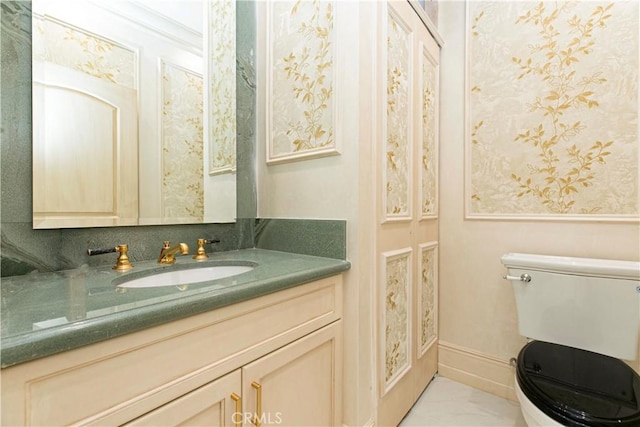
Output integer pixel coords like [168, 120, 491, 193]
[376, 1, 439, 426]
[412, 7, 439, 409]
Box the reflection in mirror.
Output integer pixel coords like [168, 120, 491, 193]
[31, 0, 237, 229]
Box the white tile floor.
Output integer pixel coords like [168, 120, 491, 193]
[399, 376, 527, 427]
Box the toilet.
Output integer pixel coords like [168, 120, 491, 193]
[501, 253, 640, 426]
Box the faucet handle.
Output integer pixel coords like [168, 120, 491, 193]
[87, 244, 133, 272]
[87, 246, 117, 256]
[193, 238, 220, 261]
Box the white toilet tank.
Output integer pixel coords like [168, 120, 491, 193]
[501, 253, 640, 360]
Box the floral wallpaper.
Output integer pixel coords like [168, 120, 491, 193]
[161, 62, 204, 222]
[208, 0, 236, 175]
[269, 0, 335, 160]
[419, 243, 437, 356]
[385, 11, 411, 219]
[468, 1, 638, 218]
[421, 46, 437, 218]
[383, 249, 411, 391]
[33, 16, 135, 89]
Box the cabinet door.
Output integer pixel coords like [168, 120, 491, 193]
[125, 370, 241, 427]
[241, 322, 342, 427]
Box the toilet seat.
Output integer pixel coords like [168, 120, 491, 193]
[516, 341, 640, 426]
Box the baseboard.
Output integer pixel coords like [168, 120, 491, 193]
[438, 341, 518, 402]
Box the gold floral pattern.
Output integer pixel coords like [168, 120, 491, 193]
[421, 47, 437, 218]
[385, 12, 411, 218]
[161, 63, 204, 222]
[419, 243, 437, 355]
[468, 1, 638, 217]
[383, 249, 411, 388]
[208, 0, 237, 174]
[270, 0, 335, 159]
[33, 16, 135, 88]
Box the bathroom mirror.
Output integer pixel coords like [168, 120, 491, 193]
[31, 0, 237, 229]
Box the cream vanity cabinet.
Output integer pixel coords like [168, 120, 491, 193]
[1, 275, 343, 427]
[127, 324, 341, 427]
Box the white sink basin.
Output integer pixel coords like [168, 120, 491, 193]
[117, 265, 254, 289]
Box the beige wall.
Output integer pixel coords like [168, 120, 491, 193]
[438, 0, 640, 400]
[256, 3, 376, 426]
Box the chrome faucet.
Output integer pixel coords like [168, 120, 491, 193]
[158, 241, 189, 264]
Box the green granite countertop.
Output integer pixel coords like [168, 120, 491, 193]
[1, 249, 350, 368]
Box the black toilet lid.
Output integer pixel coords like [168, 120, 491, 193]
[517, 341, 640, 426]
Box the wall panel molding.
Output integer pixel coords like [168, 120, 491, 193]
[380, 247, 413, 395]
[464, 1, 639, 222]
[418, 43, 438, 220]
[382, 7, 414, 223]
[265, 0, 339, 164]
[418, 242, 438, 359]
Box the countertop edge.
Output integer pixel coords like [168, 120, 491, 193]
[1, 259, 350, 368]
